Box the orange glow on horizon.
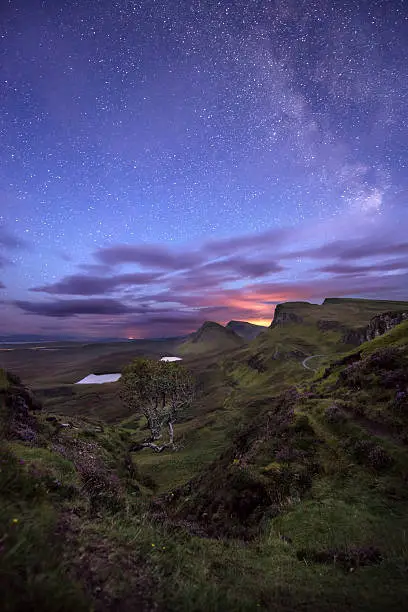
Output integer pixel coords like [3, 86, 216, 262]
[246, 319, 271, 327]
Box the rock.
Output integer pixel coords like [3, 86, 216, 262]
[365, 311, 408, 341]
[342, 311, 408, 346]
[270, 306, 303, 327]
[341, 327, 367, 345]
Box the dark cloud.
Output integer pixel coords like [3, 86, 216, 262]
[14, 298, 135, 317]
[316, 259, 408, 275]
[203, 227, 291, 256]
[0, 281, 5, 289]
[94, 227, 291, 271]
[286, 239, 408, 261]
[248, 271, 408, 302]
[4, 223, 408, 338]
[166, 270, 237, 293]
[201, 256, 284, 278]
[161, 255, 284, 294]
[30, 272, 161, 296]
[95, 243, 203, 269]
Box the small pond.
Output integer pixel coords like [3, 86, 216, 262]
[75, 373, 121, 384]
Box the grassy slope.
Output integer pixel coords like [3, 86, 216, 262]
[2, 301, 408, 610]
[157, 318, 408, 610]
[178, 321, 244, 356]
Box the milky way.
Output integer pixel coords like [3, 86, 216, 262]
[1, 1, 407, 338]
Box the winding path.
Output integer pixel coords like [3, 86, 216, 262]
[301, 354, 326, 371]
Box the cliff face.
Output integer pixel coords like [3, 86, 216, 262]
[270, 304, 304, 327]
[342, 311, 408, 345]
[365, 311, 408, 341]
[269, 301, 408, 347]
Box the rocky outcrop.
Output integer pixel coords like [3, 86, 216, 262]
[341, 327, 367, 346]
[341, 311, 408, 346]
[270, 305, 303, 328]
[365, 311, 408, 341]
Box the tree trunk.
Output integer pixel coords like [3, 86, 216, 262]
[168, 421, 174, 446]
[147, 415, 162, 440]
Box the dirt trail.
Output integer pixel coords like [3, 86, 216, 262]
[301, 354, 326, 371]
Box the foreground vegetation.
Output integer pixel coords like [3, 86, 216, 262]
[1, 299, 408, 610]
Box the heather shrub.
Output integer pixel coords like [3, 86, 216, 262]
[381, 369, 408, 389]
[366, 347, 400, 370]
[393, 390, 408, 414]
[345, 438, 393, 471]
[338, 363, 365, 390]
[79, 464, 124, 515]
[325, 404, 347, 425]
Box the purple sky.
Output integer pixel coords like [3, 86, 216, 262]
[1, 1, 407, 338]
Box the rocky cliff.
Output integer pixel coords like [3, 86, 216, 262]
[270, 304, 304, 327]
[342, 311, 408, 346]
[269, 301, 408, 347]
[365, 311, 408, 341]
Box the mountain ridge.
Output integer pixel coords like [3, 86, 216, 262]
[226, 320, 267, 340]
[178, 320, 244, 355]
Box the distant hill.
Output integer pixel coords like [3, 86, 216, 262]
[226, 320, 268, 340]
[244, 297, 408, 370]
[270, 298, 408, 331]
[178, 321, 244, 355]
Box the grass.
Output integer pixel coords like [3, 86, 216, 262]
[1, 301, 408, 610]
[0, 443, 89, 612]
[134, 417, 230, 493]
[360, 320, 408, 354]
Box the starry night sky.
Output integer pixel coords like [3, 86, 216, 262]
[1, 0, 408, 339]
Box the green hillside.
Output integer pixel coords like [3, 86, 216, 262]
[244, 298, 408, 372]
[271, 297, 408, 330]
[1, 299, 408, 610]
[178, 320, 244, 355]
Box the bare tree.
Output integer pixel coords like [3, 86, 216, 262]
[121, 358, 195, 452]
